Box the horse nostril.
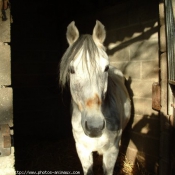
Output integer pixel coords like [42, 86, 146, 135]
[84, 120, 105, 138]
[85, 121, 89, 131]
[101, 120, 105, 130]
[85, 120, 105, 131]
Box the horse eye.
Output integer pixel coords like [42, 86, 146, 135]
[69, 66, 75, 74]
[104, 65, 109, 72]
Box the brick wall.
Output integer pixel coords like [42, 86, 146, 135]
[107, 4, 159, 173]
[0, 5, 15, 175]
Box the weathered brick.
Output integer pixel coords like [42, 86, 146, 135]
[159, 3, 165, 26]
[109, 46, 130, 62]
[141, 61, 159, 80]
[0, 88, 13, 127]
[133, 97, 159, 115]
[0, 44, 11, 85]
[130, 80, 153, 98]
[112, 61, 141, 79]
[143, 21, 158, 40]
[160, 25, 166, 52]
[0, 9, 11, 42]
[130, 40, 158, 61]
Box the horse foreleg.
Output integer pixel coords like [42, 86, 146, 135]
[75, 143, 94, 175]
[102, 146, 119, 175]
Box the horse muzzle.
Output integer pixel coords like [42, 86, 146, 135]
[84, 120, 105, 138]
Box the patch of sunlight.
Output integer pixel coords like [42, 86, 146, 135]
[107, 33, 142, 50]
[108, 41, 121, 50]
[108, 21, 158, 50]
[140, 123, 149, 134]
[143, 22, 158, 33]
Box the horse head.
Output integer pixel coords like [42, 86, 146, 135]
[63, 21, 109, 137]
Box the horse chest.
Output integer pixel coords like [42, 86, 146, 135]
[73, 128, 111, 151]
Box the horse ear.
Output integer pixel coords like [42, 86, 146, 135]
[92, 20, 106, 45]
[66, 21, 79, 46]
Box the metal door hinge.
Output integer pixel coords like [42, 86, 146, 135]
[0, 124, 11, 157]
